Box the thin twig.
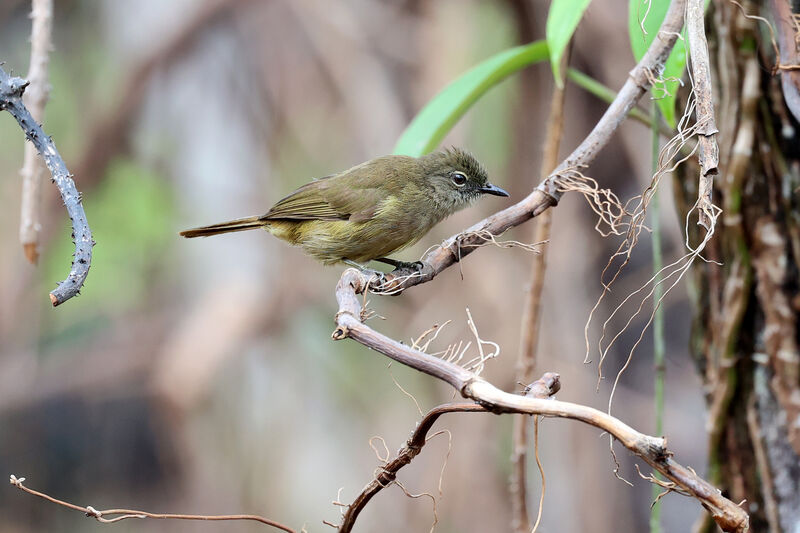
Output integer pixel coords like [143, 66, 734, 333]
[337, 403, 486, 533]
[649, 104, 666, 533]
[0, 66, 93, 306]
[333, 270, 749, 532]
[8, 475, 296, 532]
[529, 416, 545, 533]
[18, 0, 53, 264]
[512, 48, 568, 533]
[372, 0, 687, 295]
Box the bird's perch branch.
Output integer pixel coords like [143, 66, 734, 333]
[333, 270, 749, 532]
[0, 65, 93, 306]
[18, 0, 53, 264]
[376, 0, 687, 295]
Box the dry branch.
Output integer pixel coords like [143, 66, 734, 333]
[18, 0, 53, 263]
[0, 66, 92, 306]
[333, 270, 749, 532]
[376, 0, 687, 295]
[9, 475, 296, 531]
[687, 0, 719, 229]
[338, 374, 560, 533]
[338, 403, 484, 532]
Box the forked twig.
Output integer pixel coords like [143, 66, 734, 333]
[337, 403, 485, 533]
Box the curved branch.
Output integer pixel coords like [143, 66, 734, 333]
[0, 66, 92, 306]
[333, 270, 749, 532]
[339, 373, 562, 533]
[375, 0, 687, 295]
[338, 403, 485, 533]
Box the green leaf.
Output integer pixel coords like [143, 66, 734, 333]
[628, 0, 687, 128]
[393, 41, 548, 157]
[546, 0, 592, 87]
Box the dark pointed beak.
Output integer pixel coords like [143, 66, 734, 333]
[480, 183, 509, 197]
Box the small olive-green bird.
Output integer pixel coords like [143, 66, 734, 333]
[180, 148, 508, 268]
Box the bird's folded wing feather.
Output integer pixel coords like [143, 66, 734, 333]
[261, 173, 390, 223]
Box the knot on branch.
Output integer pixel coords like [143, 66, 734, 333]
[536, 177, 562, 205]
[643, 435, 669, 461]
[9, 474, 25, 486]
[374, 466, 398, 485]
[85, 506, 102, 519]
[522, 372, 561, 398]
[331, 323, 350, 340]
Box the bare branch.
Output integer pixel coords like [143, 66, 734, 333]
[332, 270, 749, 532]
[9, 475, 296, 532]
[686, 0, 719, 229]
[0, 66, 93, 306]
[338, 403, 484, 532]
[376, 0, 687, 295]
[18, 0, 53, 263]
[338, 374, 560, 533]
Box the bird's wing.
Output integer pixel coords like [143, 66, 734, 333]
[261, 173, 390, 223]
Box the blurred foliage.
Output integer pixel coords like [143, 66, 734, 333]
[41, 159, 174, 347]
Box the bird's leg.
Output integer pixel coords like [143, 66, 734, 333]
[374, 257, 424, 272]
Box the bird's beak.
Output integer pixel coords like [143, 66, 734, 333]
[480, 183, 510, 197]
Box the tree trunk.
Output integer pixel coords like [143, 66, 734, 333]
[675, 2, 800, 531]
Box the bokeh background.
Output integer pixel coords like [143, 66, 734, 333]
[0, 1, 705, 531]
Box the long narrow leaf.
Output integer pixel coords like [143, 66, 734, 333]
[393, 41, 548, 157]
[546, 0, 592, 86]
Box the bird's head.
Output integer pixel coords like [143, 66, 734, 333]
[420, 148, 509, 211]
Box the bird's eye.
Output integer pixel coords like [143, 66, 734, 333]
[451, 172, 467, 187]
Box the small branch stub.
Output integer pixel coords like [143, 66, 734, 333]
[0, 65, 93, 306]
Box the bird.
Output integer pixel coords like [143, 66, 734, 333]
[180, 147, 509, 270]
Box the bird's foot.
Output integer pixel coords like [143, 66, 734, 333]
[374, 257, 424, 273]
[343, 259, 387, 285]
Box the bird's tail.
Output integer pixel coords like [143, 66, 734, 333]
[179, 216, 264, 238]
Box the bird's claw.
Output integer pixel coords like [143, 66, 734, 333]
[389, 260, 424, 273]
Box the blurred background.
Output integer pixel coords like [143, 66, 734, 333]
[0, 1, 706, 531]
